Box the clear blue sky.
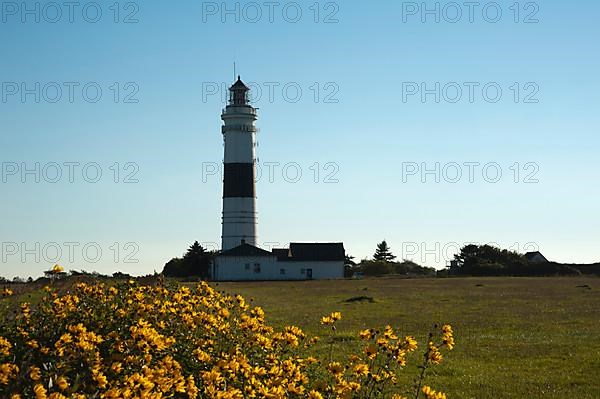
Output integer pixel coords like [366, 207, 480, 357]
[1, 0, 599, 278]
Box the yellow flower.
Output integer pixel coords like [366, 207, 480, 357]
[186, 375, 199, 398]
[94, 372, 107, 388]
[0, 363, 19, 385]
[111, 362, 123, 374]
[326, 362, 344, 375]
[20, 303, 31, 318]
[442, 324, 455, 350]
[26, 339, 39, 349]
[0, 336, 11, 355]
[428, 342, 443, 364]
[56, 375, 69, 390]
[364, 344, 378, 359]
[29, 366, 41, 381]
[353, 363, 369, 376]
[359, 329, 372, 340]
[202, 369, 223, 385]
[308, 391, 323, 399]
[1, 288, 13, 297]
[321, 312, 342, 325]
[422, 385, 448, 399]
[33, 384, 47, 399]
[330, 312, 342, 321]
[402, 336, 418, 352]
[0, 281, 456, 397]
[383, 325, 398, 340]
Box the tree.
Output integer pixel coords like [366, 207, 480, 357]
[344, 254, 357, 278]
[373, 240, 396, 262]
[184, 241, 206, 262]
[162, 241, 214, 279]
[453, 244, 530, 276]
[344, 254, 356, 266]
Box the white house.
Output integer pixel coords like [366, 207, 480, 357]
[212, 78, 345, 281]
[212, 242, 345, 281]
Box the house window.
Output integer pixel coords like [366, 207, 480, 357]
[280, 268, 286, 275]
[254, 263, 261, 273]
[244, 263, 250, 270]
[300, 269, 305, 274]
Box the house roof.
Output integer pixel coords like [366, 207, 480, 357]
[218, 242, 346, 261]
[230, 76, 250, 91]
[272, 248, 290, 261]
[282, 243, 345, 262]
[524, 251, 548, 261]
[219, 243, 274, 257]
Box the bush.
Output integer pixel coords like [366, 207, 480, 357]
[360, 260, 395, 276]
[0, 282, 454, 398]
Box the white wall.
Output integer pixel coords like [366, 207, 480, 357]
[221, 197, 258, 250]
[223, 131, 256, 163]
[213, 255, 278, 281]
[279, 261, 344, 280]
[213, 256, 344, 281]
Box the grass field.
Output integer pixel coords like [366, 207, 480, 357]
[212, 277, 600, 399]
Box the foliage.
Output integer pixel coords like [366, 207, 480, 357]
[162, 241, 215, 279]
[357, 260, 435, 277]
[67, 270, 108, 278]
[452, 244, 582, 276]
[360, 260, 396, 276]
[373, 241, 396, 263]
[344, 255, 358, 278]
[394, 261, 436, 276]
[0, 281, 453, 398]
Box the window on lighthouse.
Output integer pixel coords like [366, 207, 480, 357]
[230, 89, 248, 105]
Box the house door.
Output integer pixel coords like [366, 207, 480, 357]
[306, 269, 313, 280]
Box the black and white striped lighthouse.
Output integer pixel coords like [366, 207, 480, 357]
[220, 76, 258, 250]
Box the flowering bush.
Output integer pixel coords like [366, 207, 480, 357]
[0, 281, 453, 398]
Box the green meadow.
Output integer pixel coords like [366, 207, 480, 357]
[212, 277, 600, 399]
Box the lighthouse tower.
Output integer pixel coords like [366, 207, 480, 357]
[220, 76, 259, 250]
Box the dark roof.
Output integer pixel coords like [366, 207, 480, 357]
[524, 251, 548, 261]
[230, 76, 250, 91]
[272, 248, 291, 261]
[219, 243, 274, 257]
[281, 243, 345, 262]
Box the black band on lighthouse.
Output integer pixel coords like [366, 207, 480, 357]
[223, 163, 255, 198]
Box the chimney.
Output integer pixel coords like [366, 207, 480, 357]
[241, 239, 246, 245]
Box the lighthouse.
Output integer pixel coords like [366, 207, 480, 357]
[220, 76, 259, 250]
